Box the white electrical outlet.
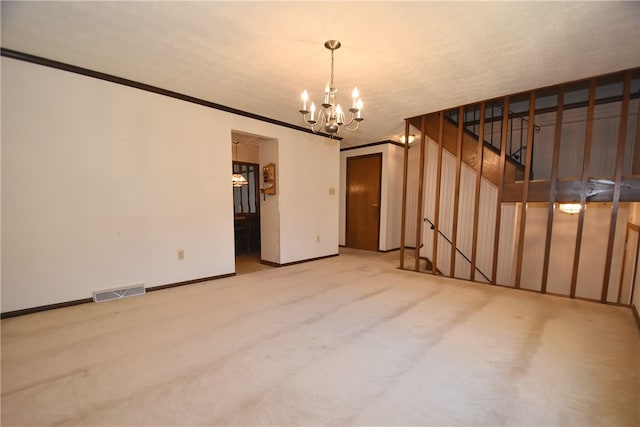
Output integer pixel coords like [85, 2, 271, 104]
[177, 250, 184, 260]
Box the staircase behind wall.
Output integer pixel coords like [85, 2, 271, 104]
[412, 109, 535, 282]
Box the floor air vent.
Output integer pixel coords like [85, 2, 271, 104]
[93, 284, 145, 303]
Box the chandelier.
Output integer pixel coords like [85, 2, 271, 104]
[298, 40, 363, 135]
[232, 140, 248, 188]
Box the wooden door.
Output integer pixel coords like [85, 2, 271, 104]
[346, 154, 382, 251]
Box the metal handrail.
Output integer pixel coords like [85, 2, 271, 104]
[423, 217, 492, 283]
[445, 102, 539, 169]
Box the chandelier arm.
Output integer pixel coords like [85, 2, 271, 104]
[344, 120, 361, 132]
[318, 108, 326, 126]
[301, 112, 314, 132]
[310, 108, 327, 133]
[342, 113, 356, 127]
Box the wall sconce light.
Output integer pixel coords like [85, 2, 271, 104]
[400, 134, 415, 145]
[558, 203, 582, 214]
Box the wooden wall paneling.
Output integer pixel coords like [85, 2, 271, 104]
[627, 223, 640, 305]
[616, 222, 640, 304]
[633, 80, 640, 175]
[601, 71, 632, 302]
[618, 224, 632, 303]
[620, 178, 640, 202]
[415, 116, 428, 271]
[477, 179, 498, 282]
[403, 132, 422, 247]
[492, 96, 510, 284]
[450, 106, 464, 276]
[471, 102, 486, 282]
[432, 112, 445, 275]
[400, 119, 410, 269]
[514, 92, 537, 289]
[541, 86, 565, 293]
[526, 182, 552, 202]
[422, 113, 510, 187]
[570, 79, 596, 298]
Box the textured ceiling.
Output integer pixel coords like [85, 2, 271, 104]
[2, 1, 639, 148]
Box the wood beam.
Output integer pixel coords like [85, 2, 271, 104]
[399, 119, 410, 269]
[492, 96, 510, 284]
[450, 106, 464, 277]
[471, 102, 486, 282]
[601, 71, 632, 302]
[570, 79, 596, 298]
[515, 92, 537, 289]
[415, 115, 427, 271]
[541, 86, 564, 294]
[432, 112, 445, 275]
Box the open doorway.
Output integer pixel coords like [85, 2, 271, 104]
[231, 131, 277, 274]
[233, 160, 260, 255]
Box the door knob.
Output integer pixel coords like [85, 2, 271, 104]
[372, 203, 379, 207]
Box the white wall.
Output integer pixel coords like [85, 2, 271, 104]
[259, 138, 280, 264]
[279, 134, 339, 263]
[1, 57, 338, 312]
[385, 144, 405, 250]
[339, 143, 404, 251]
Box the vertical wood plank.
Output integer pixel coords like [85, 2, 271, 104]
[570, 79, 596, 298]
[399, 119, 410, 269]
[514, 92, 537, 289]
[628, 224, 640, 306]
[432, 112, 445, 275]
[601, 71, 632, 302]
[415, 115, 428, 271]
[618, 224, 632, 303]
[492, 96, 510, 284]
[471, 102, 486, 282]
[541, 87, 565, 294]
[450, 106, 464, 276]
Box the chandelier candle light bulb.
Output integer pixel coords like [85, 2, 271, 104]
[300, 90, 309, 113]
[309, 103, 316, 123]
[298, 40, 364, 135]
[351, 87, 359, 111]
[336, 105, 344, 125]
[324, 83, 331, 107]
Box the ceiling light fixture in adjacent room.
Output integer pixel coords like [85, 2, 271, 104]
[232, 141, 249, 188]
[299, 40, 363, 135]
[558, 203, 582, 214]
[401, 134, 415, 145]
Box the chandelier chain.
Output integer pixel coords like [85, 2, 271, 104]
[330, 48, 335, 89]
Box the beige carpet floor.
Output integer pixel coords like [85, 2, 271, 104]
[2, 248, 639, 426]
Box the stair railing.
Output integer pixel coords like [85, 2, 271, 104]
[445, 102, 540, 170]
[423, 217, 492, 283]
